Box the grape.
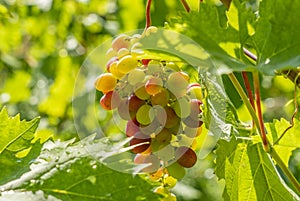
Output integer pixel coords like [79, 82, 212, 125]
[109, 61, 125, 79]
[183, 116, 203, 128]
[128, 94, 145, 119]
[150, 88, 169, 107]
[167, 72, 189, 97]
[117, 98, 131, 120]
[165, 62, 180, 72]
[172, 96, 191, 118]
[94, 73, 117, 93]
[136, 104, 154, 125]
[168, 123, 182, 135]
[156, 128, 172, 144]
[128, 69, 145, 85]
[164, 176, 177, 188]
[189, 99, 202, 120]
[134, 83, 150, 100]
[147, 62, 163, 74]
[106, 48, 116, 58]
[187, 83, 203, 100]
[145, 76, 163, 95]
[140, 119, 161, 135]
[117, 55, 138, 74]
[175, 146, 197, 168]
[117, 47, 130, 59]
[162, 193, 177, 201]
[184, 126, 198, 138]
[106, 57, 118, 72]
[141, 59, 151, 66]
[149, 167, 164, 181]
[99, 91, 121, 110]
[130, 132, 151, 154]
[112, 34, 130, 51]
[166, 162, 186, 180]
[126, 119, 140, 137]
[153, 186, 169, 195]
[158, 107, 180, 129]
[134, 154, 160, 173]
[154, 144, 175, 162]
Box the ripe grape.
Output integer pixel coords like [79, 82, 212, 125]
[175, 146, 197, 168]
[94, 73, 117, 93]
[117, 48, 130, 59]
[126, 119, 140, 137]
[166, 162, 186, 180]
[130, 132, 151, 154]
[150, 88, 169, 106]
[99, 91, 121, 110]
[117, 55, 138, 74]
[128, 69, 145, 85]
[145, 76, 163, 95]
[106, 57, 118, 72]
[128, 94, 145, 119]
[161, 107, 180, 129]
[109, 61, 125, 79]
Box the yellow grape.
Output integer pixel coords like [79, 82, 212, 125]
[94, 73, 117, 93]
[110, 61, 125, 79]
[117, 55, 138, 74]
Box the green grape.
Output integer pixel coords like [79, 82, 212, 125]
[145, 76, 163, 95]
[94, 73, 117, 93]
[175, 146, 197, 168]
[183, 116, 203, 128]
[128, 69, 145, 85]
[136, 104, 154, 125]
[150, 88, 169, 106]
[172, 96, 191, 118]
[184, 126, 198, 138]
[117, 55, 138, 74]
[134, 83, 151, 100]
[187, 83, 203, 100]
[156, 128, 172, 144]
[140, 119, 161, 136]
[99, 91, 121, 110]
[154, 144, 175, 163]
[166, 72, 189, 97]
[166, 162, 186, 180]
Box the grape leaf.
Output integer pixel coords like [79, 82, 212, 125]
[0, 107, 43, 185]
[0, 135, 161, 201]
[252, 0, 300, 74]
[215, 138, 299, 201]
[264, 118, 300, 166]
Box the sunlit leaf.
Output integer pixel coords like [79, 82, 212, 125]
[215, 138, 299, 201]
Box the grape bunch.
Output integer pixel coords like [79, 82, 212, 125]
[94, 27, 204, 183]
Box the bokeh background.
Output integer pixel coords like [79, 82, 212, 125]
[0, 0, 299, 200]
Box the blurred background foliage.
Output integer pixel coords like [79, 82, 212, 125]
[0, 0, 299, 200]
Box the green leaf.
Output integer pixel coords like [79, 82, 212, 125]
[0, 107, 43, 185]
[252, 0, 300, 74]
[215, 138, 299, 201]
[0, 135, 161, 201]
[201, 72, 244, 140]
[265, 118, 300, 166]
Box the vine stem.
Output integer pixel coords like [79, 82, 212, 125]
[180, 0, 190, 12]
[145, 0, 152, 29]
[253, 71, 269, 151]
[241, 71, 255, 127]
